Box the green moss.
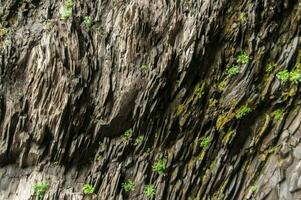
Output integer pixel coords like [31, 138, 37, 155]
[289, 70, 301, 84]
[144, 184, 156, 199]
[122, 180, 135, 193]
[200, 136, 211, 148]
[236, 51, 249, 64]
[176, 82, 205, 116]
[209, 158, 217, 171]
[82, 184, 95, 195]
[235, 105, 252, 119]
[134, 135, 144, 145]
[140, 64, 149, 71]
[216, 112, 234, 130]
[239, 12, 247, 23]
[0, 26, 7, 37]
[267, 146, 277, 154]
[265, 63, 277, 72]
[198, 151, 205, 161]
[122, 129, 133, 141]
[218, 79, 228, 92]
[194, 82, 205, 99]
[208, 98, 218, 108]
[223, 128, 236, 144]
[176, 104, 185, 116]
[33, 183, 49, 199]
[276, 70, 290, 82]
[60, 0, 74, 20]
[250, 185, 257, 193]
[272, 109, 284, 121]
[226, 65, 240, 77]
[83, 16, 93, 28]
[152, 158, 167, 174]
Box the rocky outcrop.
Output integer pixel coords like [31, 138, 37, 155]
[0, 0, 301, 199]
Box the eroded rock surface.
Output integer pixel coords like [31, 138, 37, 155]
[0, 0, 301, 199]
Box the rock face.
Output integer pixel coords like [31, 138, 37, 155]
[0, 0, 301, 199]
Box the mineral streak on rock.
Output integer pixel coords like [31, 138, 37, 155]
[0, 0, 301, 199]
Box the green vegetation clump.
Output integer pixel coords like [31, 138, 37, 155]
[273, 109, 283, 121]
[208, 98, 218, 108]
[237, 51, 249, 64]
[250, 185, 257, 193]
[60, 0, 74, 20]
[134, 135, 144, 145]
[33, 183, 49, 199]
[82, 184, 95, 195]
[144, 184, 156, 199]
[200, 136, 210, 148]
[239, 12, 247, 23]
[122, 180, 135, 193]
[266, 63, 277, 72]
[226, 65, 240, 77]
[218, 79, 227, 91]
[83, 16, 93, 28]
[152, 159, 167, 174]
[235, 105, 252, 119]
[140, 64, 149, 71]
[276, 70, 290, 82]
[276, 70, 301, 84]
[122, 129, 133, 141]
[289, 70, 301, 84]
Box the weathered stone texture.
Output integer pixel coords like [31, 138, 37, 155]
[0, 0, 301, 199]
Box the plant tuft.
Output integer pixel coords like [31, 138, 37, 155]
[82, 184, 95, 195]
[152, 158, 167, 174]
[144, 184, 156, 199]
[276, 70, 290, 82]
[122, 129, 133, 141]
[200, 136, 211, 148]
[226, 65, 240, 77]
[235, 105, 252, 119]
[237, 51, 249, 64]
[83, 16, 93, 28]
[60, 0, 74, 21]
[33, 183, 49, 199]
[121, 180, 135, 193]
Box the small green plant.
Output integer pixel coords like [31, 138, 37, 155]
[237, 51, 249, 64]
[267, 146, 277, 154]
[140, 64, 149, 71]
[82, 184, 95, 195]
[208, 98, 218, 108]
[60, 0, 74, 21]
[289, 70, 301, 84]
[266, 63, 277, 72]
[226, 65, 240, 76]
[250, 185, 257, 193]
[83, 16, 93, 28]
[121, 180, 135, 193]
[52, 161, 60, 166]
[273, 109, 283, 121]
[235, 105, 252, 119]
[276, 70, 290, 82]
[122, 129, 133, 141]
[239, 12, 247, 23]
[152, 158, 167, 174]
[144, 184, 156, 199]
[33, 183, 49, 199]
[134, 135, 144, 145]
[200, 136, 210, 148]
[218, 79, 227, 91]
[95, 154, 102, 161]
